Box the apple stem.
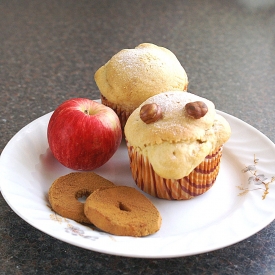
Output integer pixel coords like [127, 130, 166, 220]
[84, 109, 89, 115]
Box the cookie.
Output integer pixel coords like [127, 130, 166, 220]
[84, 186, 162, 236]
[48, 172, 114, 223]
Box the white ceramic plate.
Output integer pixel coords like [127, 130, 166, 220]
[1, 109, 275, 258]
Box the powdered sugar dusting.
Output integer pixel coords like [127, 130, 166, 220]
[144, 91, 215, 119]
[133, 91, 218, 143]
[114, 44, 183, 78]
[97, 43, 188, 106]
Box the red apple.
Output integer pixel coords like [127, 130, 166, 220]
[47, 98, 122, 170]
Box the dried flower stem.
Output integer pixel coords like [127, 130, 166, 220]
[239, 154, 275, 200]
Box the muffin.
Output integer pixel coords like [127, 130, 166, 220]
[124, 91, 231, 200]
[94, 43, 188, 129]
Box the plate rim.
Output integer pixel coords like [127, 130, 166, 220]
[1, 109, 275, 258]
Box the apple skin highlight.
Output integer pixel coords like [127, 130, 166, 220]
[47, 98, 122, 170]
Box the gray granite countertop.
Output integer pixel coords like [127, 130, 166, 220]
[1, 0, 275, 274]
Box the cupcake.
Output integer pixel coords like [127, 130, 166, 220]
[94, 43, 188, 130]
[124, 91, 231, 200]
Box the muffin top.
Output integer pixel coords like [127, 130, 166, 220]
[124, 91, 231, 179]
[94, 43, 188, 110]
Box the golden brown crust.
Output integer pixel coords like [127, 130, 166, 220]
[94, 43, 188, 110]
[48, 172, 114, 224]
[124, 91, 231, 179]
[84, 186, 162, 236]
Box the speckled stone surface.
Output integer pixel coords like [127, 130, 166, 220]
[1, 0, 275, 274]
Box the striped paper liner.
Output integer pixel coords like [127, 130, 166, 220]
[127, 144, 223, 200]
[100, 94, 133, 131]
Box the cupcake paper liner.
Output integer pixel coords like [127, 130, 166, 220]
[100, 94, 133, 130]
[127, 144, 223, 200]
